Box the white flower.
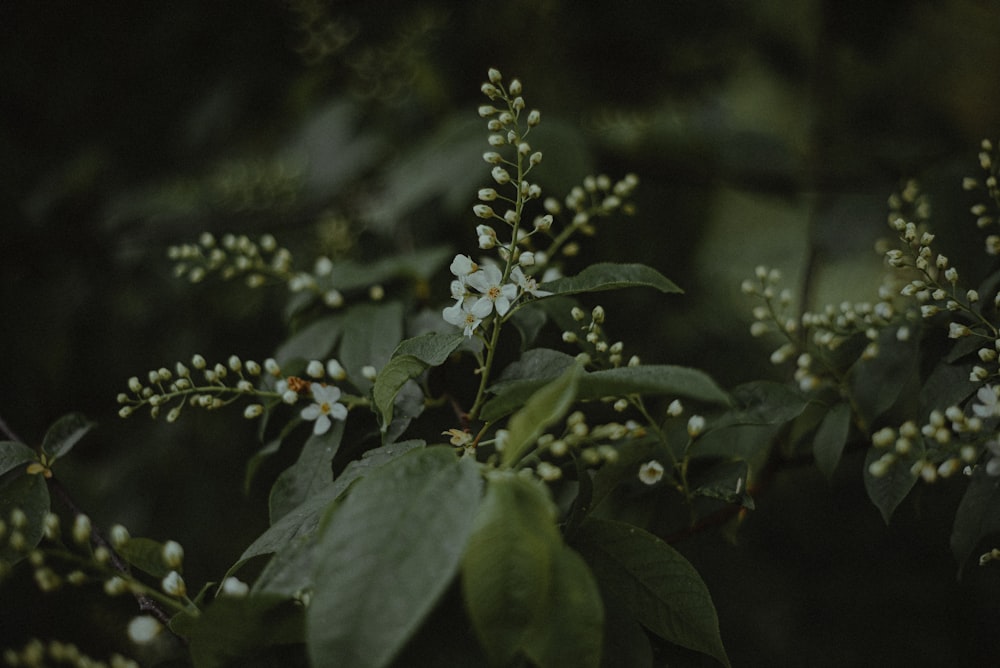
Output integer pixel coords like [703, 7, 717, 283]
[466, 265, 518, 316]
[450, 254, 478, 279]
[972, 386, 1000, 419]
[443, 298, 491, 337]
[127, 615, 163, 644]
[220, 576, 250, 597]
[301, 384, 348, 435]
[638, 460, 664, 485]
[687, 415, 706, 438]
[161, 570, 186, 598]
[510, 266, 552, 298]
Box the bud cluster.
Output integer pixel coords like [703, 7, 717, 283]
[561, 304, 632, 368]
[117, 354, 276, 421]
[525, 410, 645, 483]
[117, 354, 357, 427]
[167, 232, 350, 309]
[2, 638, 139, 668]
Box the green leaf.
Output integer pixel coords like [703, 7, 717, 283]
[812, 402, 852, 480]
[116, 537, 172, 578]
[275, 314, 345, 366]
[307, 447, 482, 668]
[483, 364, 729, 423]
[41, 413, 95, 459]
[490, 348, 577, 392]
[539, 263, 683, 298]
[950, 468, 1000, 572]
[0, 471, 50, 564]
[571, 518, 730, 668]
[461, 472, 562, 665]
[373, 332, 465, 430]
[231, 440, 425, 576]
[0, 441, 37, 477]
[706, 381, 809, 431]
[183, 595, 305, 668]
[848, 327, 918, 426]
[339, 301, 404, 393]
[692, 460, 754, 510]
[863, 447, 918, 524]
[269, 420, 345, 524]
[393, 331, 468, 365]
[503, 363, 582, 466]
[521, 545, 604, 668]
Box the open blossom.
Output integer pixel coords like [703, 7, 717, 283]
[466, 264, 518, 316]
[972, 385, 1000, 419]
[443, 298, 492, 337]
[638, 460, 664, 485]
[301, 384, 348, 435]
[510, 266, 552, 298]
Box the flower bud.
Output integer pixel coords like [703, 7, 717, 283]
[162, 540, 184, 569]
[161, 570, 186, 598]
[527, 110, 541, 126]
[72, 514, 91, 546]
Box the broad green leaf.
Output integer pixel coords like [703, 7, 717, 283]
[539, 263, 682, 298]
[589, 436, 663, 513]
[339, 301, 404, 392]
[483, 364, 729, 423]
[0, 471, 50, 564]
[307, 448, 482, 668]
[393, 331, 467, 365]
[183, 595, 305, 668]
[322, 246, 453, 291]
[572, 518, 730, 668]
[231, 441, 425, 576]
[373, 331, 464, 430]
[252, 531, 318, 598]
[0, 441, 36, 477]
[848, 327, 918, 426]
[812, 402, 852, 480]
[269, 420, 345, 524]
[509, 303, 548, 349]
[920, 359, 977, 414]
[863, 447, 919, 524]
[116, 537, 172, 578]
[580, 366, 730, 406]
[950, 468, 1000, 572]
[275, 314, 345, 366]
[461, 472, 562, 665]
[706, 381, 809, 431]
[503, 363, 582, 466]
[490, 348, 577, 392]
[41, 413, 94, 459]
[599, 582, 654, 668]
[521, 545, 604, 668]
[693, 460, 754, 510]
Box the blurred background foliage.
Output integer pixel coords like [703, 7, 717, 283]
[3, 0, 1000, 664]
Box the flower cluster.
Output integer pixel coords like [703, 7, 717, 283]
[867, 385, 1000, 481]
[561, 304, 637, 369]
[2, 638, 139, 668]
[168, 232, 349, 308]
[743, 265, 909, 391]
[117, 354, 354, 433]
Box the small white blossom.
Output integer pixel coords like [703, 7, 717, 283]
[972, 386, 1000, 418]
[301, 385, 348, 435]
[220, 576, 250, 597]
[162, 540, 185, 569]
[638, 460, 665, 485]
[127, 615, 163, 644]
[161, 570, 186, 598]
[687, 415, 706, 438]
